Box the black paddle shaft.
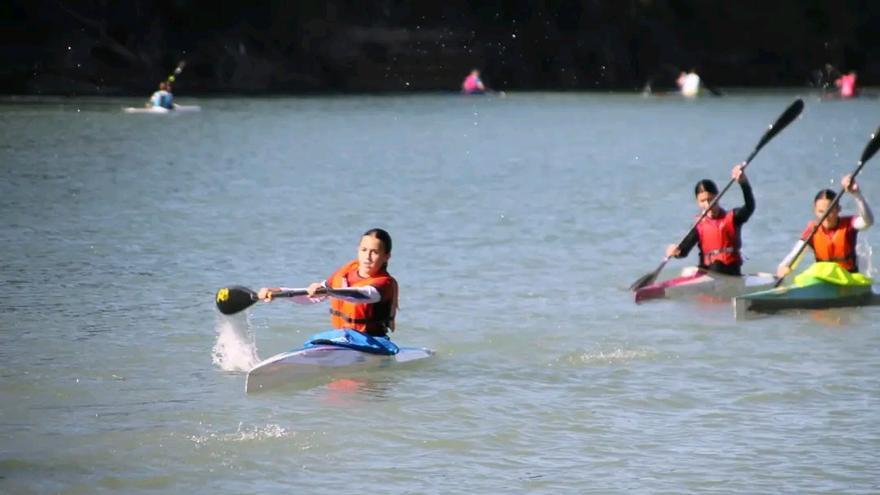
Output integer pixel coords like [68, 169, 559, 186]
[214, 284, 373, 315]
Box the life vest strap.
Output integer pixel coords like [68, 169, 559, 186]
[329, 308, 389, 326]
[704, 247, 738, 256]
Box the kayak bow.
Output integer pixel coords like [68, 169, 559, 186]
[635, 267, 776, 304]
[245, 344, 433, 393]
[734, 262, 880, 319]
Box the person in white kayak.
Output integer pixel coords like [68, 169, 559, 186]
[148, 81, 174, 110]
[257, 228, 400, 354]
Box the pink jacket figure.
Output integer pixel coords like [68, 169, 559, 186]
[835, 72, 857, 98]
[462, 69, 486, 94]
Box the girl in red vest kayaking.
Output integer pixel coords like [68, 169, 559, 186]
[666, 163, 754, 276]
[776, 175, 873, 277]
[257, 228, 400, 354]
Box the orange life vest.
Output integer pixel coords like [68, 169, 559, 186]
[695, 209, 742, 267]
[327, 260, 398, 337]
[804, 216, 858, 271]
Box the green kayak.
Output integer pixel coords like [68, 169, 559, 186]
[734, 262, 880, 320]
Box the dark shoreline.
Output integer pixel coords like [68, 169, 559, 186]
[4, 1, 879, 97]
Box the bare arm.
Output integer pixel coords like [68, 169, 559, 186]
[776, 240, 807, 278]
[850, 190, 874, 230]
[843, 174, 873, 230]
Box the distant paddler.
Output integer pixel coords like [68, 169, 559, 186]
[835, 71, 858, 99]
[666, 163, 755, 276]
[146, 61, 185, 110]
[461, 68, 487, 95]
[776, 175, 874, 278]
[148, 81, 174, 110]
[676, 69, 701, 98]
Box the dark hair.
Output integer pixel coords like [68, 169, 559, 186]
[362, 228, 392, 254]
[814, 189, 837, 203]
[694, 179, 718, 196]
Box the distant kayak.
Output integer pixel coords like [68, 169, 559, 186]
[123, 104, 201, 114]
[733, 262, 880, 319]
[462, 90, 507, 98]
[246, 344, 434, 393]
[634, 267, 776, 304]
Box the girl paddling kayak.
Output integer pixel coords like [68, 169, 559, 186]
[148, 81, 174, 109]
[666, 163, 754, 276]
[776, 175, 874, 277]
[258, 228, 400, 355]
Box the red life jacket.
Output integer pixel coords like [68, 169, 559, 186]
[695, 209, 742, 267]
[803, 216, 858, 271]
[327, 260, 398, 336]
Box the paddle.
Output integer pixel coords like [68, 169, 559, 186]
[701, 79, 724, 97]
[629, 98, 805, 291]
[774, 126, 880, 287]
[166, 61, 186, 84]
[215, 285, 372, 315]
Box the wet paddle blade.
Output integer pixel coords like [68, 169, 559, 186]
[630, 261, 666, 291]
[215, 285, 258, 315]
[859, 127, 880, 165]
[751, 99, 804, 158]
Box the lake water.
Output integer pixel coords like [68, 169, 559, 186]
[1, 92, 879, 493]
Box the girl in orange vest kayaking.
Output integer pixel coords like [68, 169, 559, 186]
[666, 163, 754, 276]
[257, 228, 400, 354]
[776, 175, 873, 277]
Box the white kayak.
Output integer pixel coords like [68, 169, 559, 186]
[123, 104, 201, 114]
[245, 345, 434, 393]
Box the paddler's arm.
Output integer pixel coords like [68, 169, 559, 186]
[732, 163, 755, 225]
[776, 240, 807, 278]
[325, 285, 382, 304]
[668, 230, 697, 258]
[304, 279, 383, 304]
[844, 175, 874, 230]
[257, 286, 324, 304]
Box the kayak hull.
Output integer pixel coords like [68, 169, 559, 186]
[635, 268, 777, 303]
[123, 104, 201, 114]
[734, 282, 880, 320]
[245, 345, 433, 393]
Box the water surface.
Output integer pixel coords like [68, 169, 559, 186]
[1, 92, 879, 493]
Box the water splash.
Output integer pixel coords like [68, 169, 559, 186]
[211, 314, 261, 371]
[189, 423, 294, 445]
[561, 348, 657, 366]
[856, 241, 873, 277]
